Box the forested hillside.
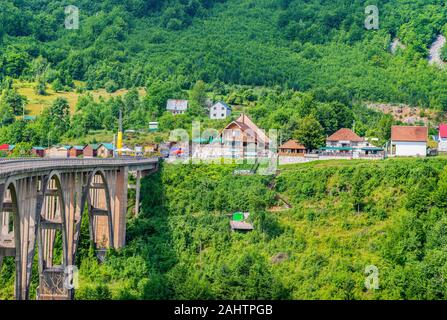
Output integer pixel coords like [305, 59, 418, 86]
[67, 159, 447, 299]
[4, 159, 445, 300]
[2, 0, 447, 108]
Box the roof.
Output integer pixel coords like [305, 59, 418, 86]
[439, 124, 447, 138]
[327, 128, 363, 142]
[8, 145, 15, 151]
[279, 140, 306, 150]
[23, 115, 37, 121]
[230, 220, 254, 231]
[220, 114, 270, 144]
[391, 126, 428, 142]
[32, 147, 45, 150]
[86, 144, 100, 150]
[100, 143, 114, 151]
[166, 99, 188, 111]
[48, 145, 71, 151]
[212, 101, 232, 111]
[72, 146, 84, 151]
[0, 144, 9, 151]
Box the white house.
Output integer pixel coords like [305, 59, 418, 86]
[320, 128, 384, 158]
[166, 99, 188, 115]
[439, 124, 447, 152]
[209, 101, 231, 120]
[390, 126, 427, 157]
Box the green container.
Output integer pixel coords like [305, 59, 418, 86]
[233, 212, 245, 222]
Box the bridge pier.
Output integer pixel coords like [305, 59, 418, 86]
[0, 158, 158, 300]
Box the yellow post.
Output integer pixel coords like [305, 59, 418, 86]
[117, 131, 123, 156]
[117, 109, 123, 156]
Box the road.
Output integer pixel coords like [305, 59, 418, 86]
[0, 158, 159, 177]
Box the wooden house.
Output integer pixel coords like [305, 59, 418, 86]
[279, 140, 306, 157]
[97, 143, 115, 158]
[69, 146, 84, 158]
[46, 146, 71, 158]
[31, 147, 45, 158]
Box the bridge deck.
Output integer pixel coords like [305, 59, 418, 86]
[0, 158, 159, 178]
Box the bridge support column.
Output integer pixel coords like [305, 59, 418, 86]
[135, 171, 141, 217]
[15, 177, 40, 300]
[61, 172, 84, 267]
[111, 168, 128, 249]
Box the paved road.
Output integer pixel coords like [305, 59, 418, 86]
[0, 158, 159, 177]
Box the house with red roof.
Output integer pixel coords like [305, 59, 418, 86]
[195, 114, 271, 159]
[279, 140, 306, 157]
[390, 126, 427, 157]
[439, 124, 447, 152]
[0, 144, 10, 157]
[320, 128, 383, 158]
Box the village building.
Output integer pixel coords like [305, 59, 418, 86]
[97, 143, 115, 158]
[320, 128, 383, 158]
[209, 101, 232, 120]
[390, 126, 427, 157]
[149, 122, 159, 132]
[0, 144, 9, 157]
[438, 124, 447, 152]
[278, 140, 306, 157]
[46, 146, 71, 158]
[195, 114, 270, 159]
[166, 99, 188, 115]
[83, 144, 100, 158]
[144, 144, 158, 154]
[69, 146, 84, 158]
[31, 147, 45, 158]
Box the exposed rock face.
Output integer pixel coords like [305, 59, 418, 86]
[271, 252, 289, 264]
[390, 38, 406, 54]
[428, 34, 446, 67]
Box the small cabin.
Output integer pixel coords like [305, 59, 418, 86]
[31, 147, 45, 158]
[230, 212, 254, 232]
[83, 144, 100, 158]
[166, 99, 188, 115]
[209, 101, 232, 120]
[46, 146, 71, 158]
[279, 140, 306, 157]
[97, 143, 115, 158]
[69, 146, 84, 158]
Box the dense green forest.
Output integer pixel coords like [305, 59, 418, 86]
[51, 159, 447, 299]
[1, 0, 447, 147]
[2, 157, 447, 299]
[3, 0, 447, 107]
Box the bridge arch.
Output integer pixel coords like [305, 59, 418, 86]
[36, 172, 69, 300]
[80, 169, 114, 260]
[0, 179, 23, 299]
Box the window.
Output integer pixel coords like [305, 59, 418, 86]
[221, 114, 225, 117]
[213, 114, 216, 117]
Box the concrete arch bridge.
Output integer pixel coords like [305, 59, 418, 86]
[0, 158, 158, 300]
